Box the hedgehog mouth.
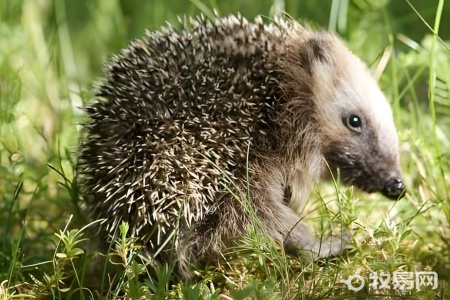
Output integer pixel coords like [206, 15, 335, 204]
[344, 173, 406, 200]
[323, 154, 405, 200]
[332, 166, 402, 199]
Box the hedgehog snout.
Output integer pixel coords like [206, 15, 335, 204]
[381, 177, 405, 200]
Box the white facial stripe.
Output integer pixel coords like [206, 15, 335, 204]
[345, 61, 399, 157]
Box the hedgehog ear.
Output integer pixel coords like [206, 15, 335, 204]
[299, 37, 329, 76]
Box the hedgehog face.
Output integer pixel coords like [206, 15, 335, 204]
[308, 37, 405, 200]
[321, 106, 405, 200]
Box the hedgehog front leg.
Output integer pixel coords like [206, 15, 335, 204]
[263, 200, 349, 258]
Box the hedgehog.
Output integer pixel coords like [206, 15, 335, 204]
[78, 14, 405, 277]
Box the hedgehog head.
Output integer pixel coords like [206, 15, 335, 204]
[281, 31, 405, 200]
[310, 34, 405, 199]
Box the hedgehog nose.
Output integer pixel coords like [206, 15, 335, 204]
[382, 178, 405, 200]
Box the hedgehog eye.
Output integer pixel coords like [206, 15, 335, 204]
[345, 114, 362, 132]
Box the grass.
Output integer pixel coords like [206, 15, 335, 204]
[0, 0, 449, 299]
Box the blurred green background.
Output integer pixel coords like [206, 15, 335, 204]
[1, 0, 449, 295]
[0, 0, 448, 259]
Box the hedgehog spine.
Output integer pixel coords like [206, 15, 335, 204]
[78, 14, 405, 277]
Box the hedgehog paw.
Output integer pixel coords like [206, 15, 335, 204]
[309, 229, 352, 258]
